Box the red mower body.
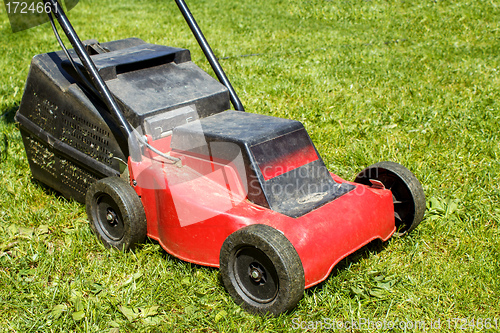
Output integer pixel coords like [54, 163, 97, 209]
[129, 111, 396, 289]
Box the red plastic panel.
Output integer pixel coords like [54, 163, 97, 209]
[259, 145, 319, 180]
[251, 128, 319, 181]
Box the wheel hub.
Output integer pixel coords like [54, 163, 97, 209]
[249, 265, 265, 283]
[95, 194, 124, 240]
[106, 209, 118, 225]
[232, 247, 278, 304]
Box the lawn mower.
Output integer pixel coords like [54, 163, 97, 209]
[16, 0, 426, 315]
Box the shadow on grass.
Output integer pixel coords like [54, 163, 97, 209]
[1, 104, 19, 162]
[142, 236, 218, 271]
[0, 133, 8, 163]
[29, 178, 79, 204]
[1, 104, 19, 124]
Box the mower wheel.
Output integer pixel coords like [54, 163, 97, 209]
[354, 161, 425, 235]
[86, 177, 147, 250]
[219, 224, 304, 315]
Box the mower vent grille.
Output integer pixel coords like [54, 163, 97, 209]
[23, 130, 98, 200]
[30, 96, 113, 166]
[59, 157, 98, 196]
[27, 135, 57, 178]
[60, 109, 113, 166]
[32, 98, 57, 132]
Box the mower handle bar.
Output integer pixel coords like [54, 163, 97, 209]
[174, 0, 245, 112]
[43, 0, 245, 162]
[43, 0, 142, 161]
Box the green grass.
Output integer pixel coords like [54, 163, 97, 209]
[1, 0, 500, 331]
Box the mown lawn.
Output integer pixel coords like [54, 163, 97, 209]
[1, 0, 499, 332]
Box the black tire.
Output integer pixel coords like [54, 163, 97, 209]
[86, 177, 147, 250]
[220, 224, 305, 315]
[354, 161, 426, 235]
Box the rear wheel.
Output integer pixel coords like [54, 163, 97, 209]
[220, 224, 305, 315]
[354, 161, 425, 235]
[86, 177, 147, 250]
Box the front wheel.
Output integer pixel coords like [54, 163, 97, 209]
[86, 177, 147, 250]
[354, 161, 426, 235]
[220, 224, 305, 315]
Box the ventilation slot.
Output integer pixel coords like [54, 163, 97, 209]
[61, 109, 113, 166]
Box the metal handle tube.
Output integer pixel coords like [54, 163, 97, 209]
[174, 0, 245, 111]
[44, 0, 142, 161]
